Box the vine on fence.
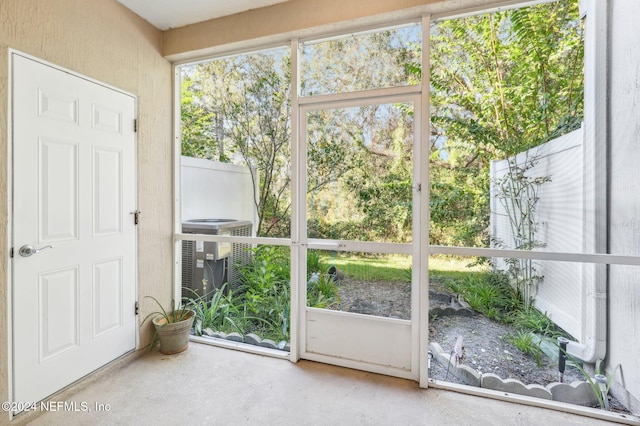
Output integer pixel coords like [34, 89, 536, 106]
[493, 151, 551, 310]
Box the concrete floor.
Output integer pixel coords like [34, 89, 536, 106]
[11, 342, 630, 426]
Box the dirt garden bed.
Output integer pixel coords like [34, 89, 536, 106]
[334, 277, 632, 414]
[336, 277, 581, 385]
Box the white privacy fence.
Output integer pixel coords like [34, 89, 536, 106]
[490, 128, 584, 340]
[181, 156, 258, 227]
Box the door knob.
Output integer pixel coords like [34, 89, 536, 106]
[18, 244, 53, 257]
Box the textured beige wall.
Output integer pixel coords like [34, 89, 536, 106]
[163, 0, 437, 59]
[0, 0, 172, 411]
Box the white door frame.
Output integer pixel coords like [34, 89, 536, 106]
[6, 50, 139, 417]
[295, 88, 426, 380]
[170, 24, 431, 378]
[292, 16, 430, 382]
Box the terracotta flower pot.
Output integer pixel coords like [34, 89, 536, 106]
[152, 310, 195, 354]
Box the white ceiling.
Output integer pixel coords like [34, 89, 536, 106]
[117, 0, 290, 30]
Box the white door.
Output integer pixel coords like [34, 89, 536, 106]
[11, 53, 137, 405]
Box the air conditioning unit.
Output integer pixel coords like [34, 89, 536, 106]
[181, 219, 252, 302]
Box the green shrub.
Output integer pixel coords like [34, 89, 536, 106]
[215, 245, 341, 342]
[445, 270, 573, 361]
[237, 246, 291, 341]
[446, 272, 520, 322]
[307, 273, 340, 308]
[511, 308, 568, 339]
[504, 331, 542, 366]
[186, 283, 242, 335]
[307, 250, 323, 275]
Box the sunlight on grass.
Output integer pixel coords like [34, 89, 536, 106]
[320, 253, 411, 282]
[429, 255, 490, 283]
[318, 253, 488, 283]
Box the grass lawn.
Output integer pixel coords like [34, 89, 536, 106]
[317, 252, 489, 283]
[429, 255, 490, 283]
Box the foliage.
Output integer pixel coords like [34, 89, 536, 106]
[178, 246, 293, 342]
[407, 0, 584, 247]
[237, 246, 291, 340]
[447, 269, 574, 363]
[428, 0, 584, 158]
[414, 1, 583, 310]
[180, 1, 583, 249]
[305, 96, 415, 243]
[180, 78, 218, 159]
[493, 151, 552, 309]
[306, 250, 323, 275]
[180, 246, 341, 343]
[504, 331, 542, 366]
[307, 273, 340, 309]
[141, 295, 193, 326]
[181, 246, 341, 342]
[181, 50, 292, 237]
[512, 308, 566, 338]
[181, 27, 420, 242]
[178, 3, 585, 346]
[300, 26, 421, 96]
[446, 272, 520, 322]
[430, 168, 489, 246]
[186, 284, 242, 336]
[306, 251, 340, 308]
[447, 270, 570, 332]
[556, 345, 620, 410]
[403, 266, 413, 282]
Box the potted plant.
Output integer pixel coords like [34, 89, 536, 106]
[142, 296, 195, 355]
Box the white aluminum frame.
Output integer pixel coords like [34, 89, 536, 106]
[296, 85, 423, 379]
[171, 1, 637, 422]
[174, 47, 295, 360]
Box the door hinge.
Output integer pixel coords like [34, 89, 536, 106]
[130, 210, 141, 225]
[135, 301, 139, 315]
[414, 183, 422, 192]
[9, 247, 13, 258]
[134, 119, 138, 133]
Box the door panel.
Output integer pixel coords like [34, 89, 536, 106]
[12, 53, 137, 406]
[91, 104, 122, 133]
[300, 95, 420, 378]
[39, 138, 79, 242]
[306, 308, 412, 372]
[38, 88, 79, 124]
[93, 258, 124, 337]
[39, 267, 80, 360]
[93, 148, 123, 236]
